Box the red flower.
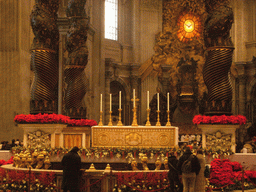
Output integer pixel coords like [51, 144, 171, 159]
[192, 114, 246, 125]
[14, 113, 97, 127]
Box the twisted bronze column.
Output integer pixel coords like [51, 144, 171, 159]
[64, 0, 89, 119]
[30, 0, 60, 114]
[203, 0, 234, 115]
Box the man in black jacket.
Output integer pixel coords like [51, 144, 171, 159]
[168, 153, 183, 192]
[177, 147, 201, 192]
[61, 146, 82, 192]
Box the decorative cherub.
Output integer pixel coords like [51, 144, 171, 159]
[35, 153, 44, 169]
[131, 158, 138, 171]
[141, 154, 149, 171]
[155, 157, 162, 170]
[44, 156, 51, 169]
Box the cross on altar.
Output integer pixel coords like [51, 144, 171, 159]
[131, 97, 140, 108]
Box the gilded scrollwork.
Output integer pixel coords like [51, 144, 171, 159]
[206, 131, 233, 151]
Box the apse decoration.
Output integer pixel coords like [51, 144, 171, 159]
[177, 12, 202, 43]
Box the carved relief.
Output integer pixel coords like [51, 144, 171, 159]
[27, 130, 51, 148]
[206, 131, 232, 151]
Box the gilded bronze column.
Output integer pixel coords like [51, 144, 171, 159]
[64, 0, 89, 119]
[30, 0, 60, 114]
[203, 0, 234, 115]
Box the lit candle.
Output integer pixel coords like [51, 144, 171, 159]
[157, 93, 159, 111]
[147, 91, 149, 109]
[110, 94, 112, 111]
[133, 89, 135, 108]
[119, 91, 121, 109]
[167, 92, 169, 111]
[100, 94, 102, 112]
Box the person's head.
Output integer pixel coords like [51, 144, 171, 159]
[197, 148, 203, 155]
[185, 146, 192, 153]
[70, 146, 79, 153]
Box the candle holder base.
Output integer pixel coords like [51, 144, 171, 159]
[145, 108, 151, 126]
[98, 111, 103, 126]
[156, 110, 161, 126]
[117, 108, 123, 126]
[108, 111, 113, 126]
[166, 110, 171, 126]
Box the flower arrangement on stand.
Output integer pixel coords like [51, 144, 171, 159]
[192, 114, 246, 125]
[14, 113, 97, 127]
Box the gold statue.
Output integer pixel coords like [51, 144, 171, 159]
[26, 155, 33, 169]
[13, 153, 19, 167]
[131, 158, 138, 171]
[141, 154, 149, 171]
[19, 153, 27, 168]
[164, 157, 169, 170]
[44, 156, 51, 169]
[32, 150, 38, 168]
[35, 153, 44, 169]
[155, 157, 162, 170]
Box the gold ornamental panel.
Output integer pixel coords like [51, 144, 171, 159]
[91, 126, 178, 148]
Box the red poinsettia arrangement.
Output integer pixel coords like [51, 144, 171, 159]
[14, 113, 70, 124]
[14, 113, 97, 127]
[193, 114, 246, 125]
[67, 118, 98, 127]
[210, 159, 235, 187]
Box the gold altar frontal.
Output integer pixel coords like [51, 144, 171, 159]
[91, 126, 179, 148]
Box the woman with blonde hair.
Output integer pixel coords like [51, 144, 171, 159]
[195, 149, 206, 192]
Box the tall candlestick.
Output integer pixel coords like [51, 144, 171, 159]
[133, 89, 135, 108]
[100, 94, 102, 112]
[157, 93, 159, 111]
[167, 92, 169, 111]
[119, 91, 121, 109]
[147, 91, 149, 109]
[110, 94, 112, 111]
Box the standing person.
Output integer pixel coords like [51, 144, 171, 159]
[177, 146, 200, 192]
[61, 147, 82, 192]
[195, 149, 206, 192]
[168, 153, 183, 192]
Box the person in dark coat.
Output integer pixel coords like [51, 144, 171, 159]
[61, 146, 82, 192]
[168, 153, 183, 192]
[177, 147, 201, 192]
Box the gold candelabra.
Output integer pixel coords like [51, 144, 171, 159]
[132, 107, 138, 126]
[108, 111, 113, 126]
[156, 110, 161, 126]
[166, 110, 171, 126]
[145, 108, 151, 126]
[98, 111, 103, 126]
[117, 108, 123, 126]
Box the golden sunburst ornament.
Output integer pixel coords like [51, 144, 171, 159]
[177, 12, 202, 43]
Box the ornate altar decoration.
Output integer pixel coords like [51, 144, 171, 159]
[30, 0, 60, 114]
[27, 130, 51, 148]
[64, 0, 89, 119]
[205, 131, 232, 152]
[92, 125, 178, 148]
[203, 0, 234, 115]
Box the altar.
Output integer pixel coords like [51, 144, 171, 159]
[91, 125, 178, 148]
